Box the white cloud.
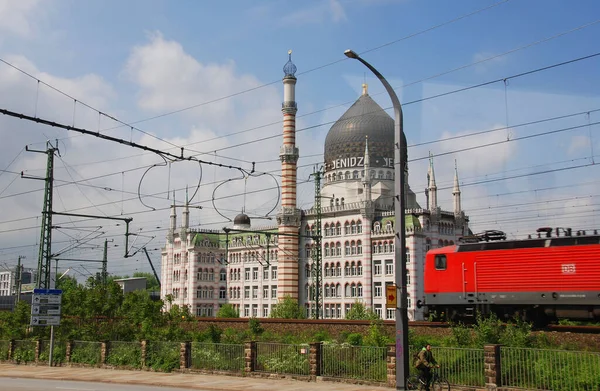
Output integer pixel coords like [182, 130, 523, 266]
[567, 135, 591, 156]
[280, 0, 347, 26]
[0, 0, 39, 37]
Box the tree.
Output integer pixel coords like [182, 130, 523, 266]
[345, 301, 379, 320]
[269, 295, 306, 319]
[216, 303, 240, 318]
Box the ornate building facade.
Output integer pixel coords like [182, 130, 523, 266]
[161, 55, 469, 320]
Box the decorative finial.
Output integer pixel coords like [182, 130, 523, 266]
[283, 50, 297, 77]
[362, 83, 368, 96]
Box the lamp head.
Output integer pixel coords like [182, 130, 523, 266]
[344, 49, 359, 59]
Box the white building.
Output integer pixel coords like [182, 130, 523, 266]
[161, 54, 469, 320]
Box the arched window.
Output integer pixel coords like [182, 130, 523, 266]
[330, 263, 336, 276]
[336, 262, 342, 276]
[384, 242, 389, 253]
[374, 222, 381, 233]
[386, 171, 392, 179]
[357, 261, 363, 276]
[344, 222, 350, 235]
[336, 283, 342, 297]
[351, 283, 357, 297]
[357, 283, 363, 297]
[438, 239, 444, 248]
[332, 173, 337, 181]
[325, 284, 330, 298]
[336, 222, 341, 236]
[351, 261, 357, 276]
[386, 221, 393, 232]
[378, 242, 383, 253]
[345, 171, 350, 180]
[344, 262, 350, 276]
[378, 170, 384, 179]
[324, 223, 329, 237]
[351, 221, 356, 234]
[336, 242, 341, 256]
[357, 240, 362, 254]
[353, 170, 359, 179]
[357, 220, 362, 233]
[324, 263, 329, 277]
[351, 240, 356, 255]
[345, 283, 351, 297]
[305, 264, 311, 278]
[344, 241, 350, 255]
[220, 287, 226, 299]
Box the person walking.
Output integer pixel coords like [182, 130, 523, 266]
[415, 344, 439, 391]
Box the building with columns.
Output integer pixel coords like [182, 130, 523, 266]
[161, 54, 469, 320]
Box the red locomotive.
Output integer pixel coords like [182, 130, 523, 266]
[423, 227, 600, 323]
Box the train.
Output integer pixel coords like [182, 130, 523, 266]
[422, 227, 600, 324]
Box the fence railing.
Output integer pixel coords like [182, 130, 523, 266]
[106, 341, 142, 369]
[191, 342, 244, 372]
[39, 340, 66, 364]
[255, 342, 310, 376]
[145, 341, 181, 372]
[501, 346, 600, 391]
[71, 341, 102, 366]
[433, 346, 485, 387]
[13, 340, 36, 363]
[0, 340, 10, 360]
[321, 343, 387, 382]
[2, 339, 599, 390]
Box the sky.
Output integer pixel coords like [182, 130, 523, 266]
[0, 0, 599, 280]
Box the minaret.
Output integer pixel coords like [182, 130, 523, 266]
[428, 152, 437, 211]
[276, 51, 301, 300]
[168, 191, 176, 243]
[362, 134, 372, 203]
[181, 186, 190, 243]
[453, 160, 462, 216]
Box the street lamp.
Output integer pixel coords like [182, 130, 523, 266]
[344, 49, 409, 390]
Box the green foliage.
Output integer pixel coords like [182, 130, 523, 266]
[106, 342, 142, 368]
[345, 301, 379, 320]
[216, 304, 239, 318]
[220, 327, 248, 344]
[0, 302, 31, 339]
[473, 312, 503, 346]
[248, 318, 264, 336]
[345, 333, 363, 346]
[12, 342, 35, 364]
[70, 342, 101, 365]
[191, 343, 244, 372]
[500, 317, 533, 347]
[269, 295, 305, 319]
[449, 322, 473, 346]
[145, 341, 180, 372]
[312, 329, 331, 342]
[39, 341, 66, 365]
[364, 320, 392, 347]
[258, 345, 309, 375]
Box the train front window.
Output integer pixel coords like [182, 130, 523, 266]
[434, 255, 447, 270]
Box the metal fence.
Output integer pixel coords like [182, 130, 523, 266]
[13, 340, 36, 363]
[191, 342, 244, 372]
[106, 341, 142, 368]
[0, 340, 9, 360]
[39, 340, 66, 365]
[145, 341, 180, 372]
[433, 346, 485, 387]
[255, 342, 310, 376]
[321, 343, 387, 382]
[71, 341, 102, 366]
[501, 347, 600, 391]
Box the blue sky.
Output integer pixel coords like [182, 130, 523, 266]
[0, 0, 599, 278]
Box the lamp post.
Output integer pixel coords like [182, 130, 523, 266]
[344, 49, 409, 390]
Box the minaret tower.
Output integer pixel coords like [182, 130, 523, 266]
[428, 153, 438, 211]
[276, 51, 301, 300]
[168, 191, 176, 243]
[453, 160, 462, 216]
[181, 187, 190, 244]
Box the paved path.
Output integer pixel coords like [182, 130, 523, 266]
[0, 363, 392, 391]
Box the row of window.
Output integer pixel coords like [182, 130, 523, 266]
[326, 169, 393, 183]
[320, 261, 363, 277]
[323, 241, 363, 257]
[228, 285, 278, 301]
[227, 250, 278, 264]
[322, 220, 364, 237]
[172, 269, 227, 282]
[229, 266, 278, 282]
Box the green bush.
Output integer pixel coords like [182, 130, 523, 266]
[70, 342, 101, 365]
[248, 318, 263, 336]
[106, 342, 141, 368]
[258, 345, 309, 375]
[12, 343, 35, 364]
[191, 343, 244, 371]
[345, 333, 363, 346]
[145, 341, 180, 372]
[39, 341, 66, 365]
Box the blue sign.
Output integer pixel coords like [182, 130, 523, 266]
[33, 289, 62, 295]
